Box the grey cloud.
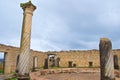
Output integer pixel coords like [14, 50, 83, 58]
[0, 0, 120, 51]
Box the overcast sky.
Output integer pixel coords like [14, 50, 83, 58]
[0, 0, 120, 54]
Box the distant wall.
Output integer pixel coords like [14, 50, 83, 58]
[46, 50, 120, 68]
[0, 44, 120, 74]
[49, 50, 100, 67]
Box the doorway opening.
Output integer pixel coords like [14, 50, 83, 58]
[68, 61, 73, 68]
[0, 52, 5, 74]
[114, 55, 119, 69]
[48, 54, 56, 67]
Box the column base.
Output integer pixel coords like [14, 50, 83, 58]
[17, 74, 30, 80]
[32, 68, 37, 72]
[101, 77, 115, 80]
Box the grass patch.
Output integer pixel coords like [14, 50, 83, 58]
[7, 77, 17, 80]
[0, 69, 3, 74]
[7, 77, 31, 80]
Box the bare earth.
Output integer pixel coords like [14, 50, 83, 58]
[30, 72, 99, 80]
[30, 72, 120, 80]
[30, 68, 120, 80]
[0, 68, 120, 80]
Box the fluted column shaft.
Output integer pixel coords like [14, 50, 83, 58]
[17, 1, 36, 78]
[99, 38, 115, 80]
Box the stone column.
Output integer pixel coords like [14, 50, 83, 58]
[54, 56, 57, 67]
[32, 56, 38, 71]
[99, 38, 115, 80]
[17, 1, 36, 79]
[56, 57, 60, 67]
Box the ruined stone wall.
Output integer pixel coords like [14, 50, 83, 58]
[30, 50, 47, 69]
[47, 50, 120, 68]
[112, 50, 120, 68]
[46, 50, 100, 67]
[0, 44, 47, 74]
[0, 44, 120, 74]
[0, 44, 19, 73]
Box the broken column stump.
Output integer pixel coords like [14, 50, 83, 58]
[99, 38, 115, 80]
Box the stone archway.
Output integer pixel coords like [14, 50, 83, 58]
[48, 54, 56, 67]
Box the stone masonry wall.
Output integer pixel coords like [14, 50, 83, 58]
[46, 50, 100, 67]
[0, 44, 120, 74]
[0, 44, 47, 73]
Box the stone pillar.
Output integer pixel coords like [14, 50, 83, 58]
[17, 1, 36, 79]
[54, 56, 57, 67]
[32, 56, 38, 71]
[99, 38, 115, 80]
[56, 57, 60, 67]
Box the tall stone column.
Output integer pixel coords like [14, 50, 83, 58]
[99, 38, 115, 80]
[17, 1, 36, 79]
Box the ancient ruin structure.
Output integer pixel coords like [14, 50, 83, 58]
[0, 2, 120, 80]
[99, 38, 115, 80]
[16, 1, 36, 79]
[0, 44, 120, 74]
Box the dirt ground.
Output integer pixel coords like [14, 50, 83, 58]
[34, 72, 100, 80]
[30, 72, 120, 80]
[0, 68, 120, 80]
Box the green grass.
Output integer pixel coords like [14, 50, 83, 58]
[0, 69, 3, 74]
[7, 77, 31, 80]
[7, 77, 17, 80]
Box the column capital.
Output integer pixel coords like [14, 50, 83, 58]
[20, 1, 36, 12]
[100, 38, 110, 42]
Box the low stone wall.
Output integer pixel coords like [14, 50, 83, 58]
[31, 68, 100, 76]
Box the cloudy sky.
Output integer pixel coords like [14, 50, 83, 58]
[0, 0, 120, 56]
